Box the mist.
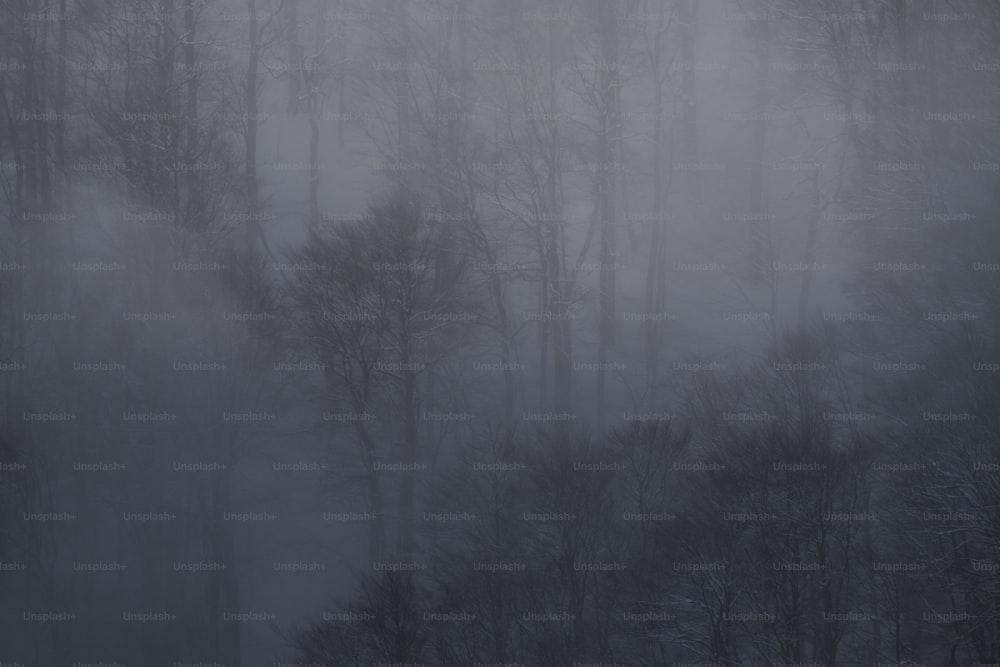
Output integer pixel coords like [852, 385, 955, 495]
[2, 0, 999, 665]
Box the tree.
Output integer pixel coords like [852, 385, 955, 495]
[289, 190, 476, 560]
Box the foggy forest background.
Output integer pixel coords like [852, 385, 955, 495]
[1, 0, 999, 665]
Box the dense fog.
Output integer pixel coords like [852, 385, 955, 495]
[1, 0, 999, 665]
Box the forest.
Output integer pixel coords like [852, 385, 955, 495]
[1, 0, 999, 665]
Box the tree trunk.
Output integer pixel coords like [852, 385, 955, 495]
[677, 0, 700, 204]
[644, 8, 670, 399]
[595, 0, 619, 433]
[246, 0, 262, 253]
[797, 165, 821, 330]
